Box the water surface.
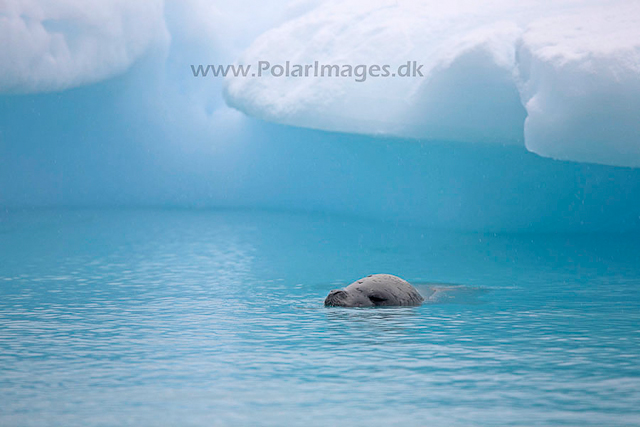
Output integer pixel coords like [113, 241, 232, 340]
[1, 209, 639, 426]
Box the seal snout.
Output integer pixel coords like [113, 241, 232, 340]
[324, 289, 348, 307]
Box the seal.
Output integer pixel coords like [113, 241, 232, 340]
[324, 274, 424, 307]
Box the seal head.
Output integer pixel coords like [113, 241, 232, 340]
[324, 274, 424, 307]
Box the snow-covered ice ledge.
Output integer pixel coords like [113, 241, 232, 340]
[224, 0, 640, 167]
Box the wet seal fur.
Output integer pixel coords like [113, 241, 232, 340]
[324, 274, 424, 307]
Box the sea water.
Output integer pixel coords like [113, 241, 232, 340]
[1, 209, 639, 426]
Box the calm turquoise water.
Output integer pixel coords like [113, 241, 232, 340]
[1, 209, 639, 426]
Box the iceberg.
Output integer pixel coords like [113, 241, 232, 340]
[225, 0, 640, 167]
[1, 0, 640, 232]
[0, 0, 168, 93]
[518, 5, 640, 167]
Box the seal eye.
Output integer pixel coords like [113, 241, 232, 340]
[368, 294, 388, 305]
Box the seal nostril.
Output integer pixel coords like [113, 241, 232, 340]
[325, 289, 348, 306]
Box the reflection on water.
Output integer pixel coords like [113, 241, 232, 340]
[415, 283, 490, 305]
[1, 209, 640, 426]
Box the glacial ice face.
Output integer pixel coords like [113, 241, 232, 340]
[2, 1, 640, 231]
[225, 0, 640, 167]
